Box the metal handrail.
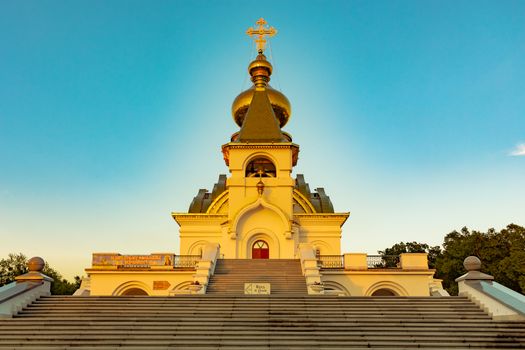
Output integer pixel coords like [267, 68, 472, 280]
[367, 255, 400, 268]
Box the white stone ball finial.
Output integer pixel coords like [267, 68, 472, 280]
[463, 256, 481, 272]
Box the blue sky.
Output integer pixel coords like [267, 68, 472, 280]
[1, 1, 524, 279]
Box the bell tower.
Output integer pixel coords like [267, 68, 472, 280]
[173, 18, 348, 261]
[221, 19, 299, 258]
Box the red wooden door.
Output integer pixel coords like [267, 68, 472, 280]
[252, 240, 269, 259]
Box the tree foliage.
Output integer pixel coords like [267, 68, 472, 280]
[436, 224, 525, 295]
[379, 224, 525, 296]
[0, 253, 27, 286]
[0, 253, 81, 295]
[378, 241, 442, 268]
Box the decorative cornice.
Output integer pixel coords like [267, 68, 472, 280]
[171, 213, 228, 226]
[221, 143, 299, 167]
[294, 213, 350, 218]
[294, 213, 350, 227]
[171, 213, 227, 219]
[321, 269, 436, 276]
[222, 142, 299, 149]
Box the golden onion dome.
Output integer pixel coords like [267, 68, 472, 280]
[232, 85, 291, 128]
[232, 51, 291, 128]
[248, 56, 273, 76]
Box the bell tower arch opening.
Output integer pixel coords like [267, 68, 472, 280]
[245, 157, 276, 177]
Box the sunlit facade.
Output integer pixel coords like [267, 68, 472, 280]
[82, 19, 444, 298]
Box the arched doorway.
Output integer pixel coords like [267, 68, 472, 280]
[121, 287, 148, 296]
[371, 288, 396, 296]
[252, 240, 269, 259]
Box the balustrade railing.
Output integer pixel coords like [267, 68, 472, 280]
[174, 255, 201, 268]
[367, 255, 400, 268]
[92, 253, 202, 269]
[318, 255, 344, 269]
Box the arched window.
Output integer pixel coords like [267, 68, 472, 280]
[252, 240, 269, 259]
[245, 157, 276, 177]
[371, 288, 396, 296]
[323, 281, 351, 296]
[121, 288, 148, 296]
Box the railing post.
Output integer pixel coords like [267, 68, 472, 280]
[399, 253, 428, 270]
[344, 253, 367, 270]
[1, 257, 54, 318]
[298, 244, 324, 295]
[455, 256, 525, 321]
[191, 243, 220, 294]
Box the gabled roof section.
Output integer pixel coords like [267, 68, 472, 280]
[237, 89, 285, 143]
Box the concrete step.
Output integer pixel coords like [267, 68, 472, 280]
[0, 339, 524, 348]
[207, 259, 308, 295]
[1, 295, 524, 348]
[0, 334, 523, 342]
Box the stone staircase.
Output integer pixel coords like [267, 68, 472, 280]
[206, 259, 308, 295]
[0, 295, 524, 348]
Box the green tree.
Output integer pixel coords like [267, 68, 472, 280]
[437, 224, 525, 295]
[0, 253, 28, 286]
[380, 224, 525, 296]
[378, 241, 442, 268]
[496, 224, 525, 293]
[0, 253, 81, 295]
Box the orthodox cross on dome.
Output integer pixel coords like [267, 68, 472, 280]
[246, 18, 277, 53]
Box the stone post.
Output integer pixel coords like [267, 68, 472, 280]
[455, 256, 493, 283]
[15, 257, 54, 285]
[298, 244, 324, 294]
[344, 253, 367, 270]
[455, 256, 525, 321]
[1, 257, 54, 318]
[191, 243, 220, 294]
[400, 253, 428, 270]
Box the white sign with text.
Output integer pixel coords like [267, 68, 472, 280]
[244, 283, 271, 295]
